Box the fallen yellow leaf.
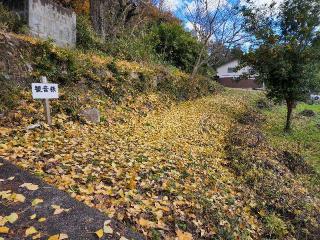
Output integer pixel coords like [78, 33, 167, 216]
[25, 226, 38, 237]
[95, 229, 104, 238]
[51, 205, 70, 215]
[32, 233, 41, 239]
[103, 225, 113, 234]
[6, 212, 18, 223]
[59, 233, 69, 239]
[13, 193, 25, 203]
[137, 218, 155, 228]
[48, 234, 59, 240]
[54, 208, 64, 215]
[0, 226, 9, 234]
[0, 216, 7, 226]
[20, 183, 39, 191]
[32, 198, 44, 206]
[176, 229, 193, 240]
[38, 217, 46, 222]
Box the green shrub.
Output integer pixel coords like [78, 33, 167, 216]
[76, 15, 104, 50]
[106, 30, 160, 63]
[0, 3, 28, 33]
[150, 23, 203, 73]
[33, 40, 78, 84]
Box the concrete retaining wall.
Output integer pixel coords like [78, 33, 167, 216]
[28, 0, 76, 47]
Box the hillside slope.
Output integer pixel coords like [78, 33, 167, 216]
[0, 31, 219, 126]
[0, 33, 319, 239]
[1, 88, 320, 239]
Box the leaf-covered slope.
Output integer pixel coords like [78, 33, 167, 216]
[3, 89, 319, 239]
[1, 90, 265, 239]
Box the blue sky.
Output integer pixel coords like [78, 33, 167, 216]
[161, 0, 283, 28]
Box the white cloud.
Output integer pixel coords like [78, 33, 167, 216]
[162, 0, 184, 12]
[241, 0, 284, 7]
[185, 0, 228, 13]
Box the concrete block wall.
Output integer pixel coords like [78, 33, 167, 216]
[28, 0, 76, 47]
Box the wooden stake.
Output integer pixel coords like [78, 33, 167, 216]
[40, 76, 52, 125]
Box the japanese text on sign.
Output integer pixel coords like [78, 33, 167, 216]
[32, 83, 59, 99]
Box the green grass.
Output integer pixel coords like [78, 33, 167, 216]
[262, 102, 320, 173]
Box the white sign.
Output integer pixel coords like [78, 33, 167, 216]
[32, 83, 59, 99]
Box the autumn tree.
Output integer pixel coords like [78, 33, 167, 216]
[242, 0, 320, 131]
[90, 0, 145, 39]
[55, 0, 90, 14]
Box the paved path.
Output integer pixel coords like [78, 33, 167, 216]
[0, 158, 143, 240]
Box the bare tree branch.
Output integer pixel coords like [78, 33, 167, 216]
[185, 0, 244, 80]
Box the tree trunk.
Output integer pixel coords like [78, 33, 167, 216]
[90, 0, 106, 39]
[285, 99, 294, 132]
[190, 44, 206, 82]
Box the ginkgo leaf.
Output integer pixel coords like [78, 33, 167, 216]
[103, 220, 113, 234]
[51, 205, 70, 215]
[25, 226, 38, 236]
[47, 234, 68, 240]
[32, 233, 41, 239]
[59, 233, 69, 240]
[0, 226, 9, 234]
[30, 214, 37, 220]
[32, 198, 44, 206]
[119, 237, 128, 240]
[138, 218, 156, 228]
[54, 208, 64, 215]
[95, 229, 104, 238]
[103, 225, 113, 234]
[0, 216, 7, 226]
[7, 176, 15, 181]
[48, 234, 59, 240]
[6, 212, 18, 223]
[20, 183, 39, 191]
[13, 193, 25, 202]
[38, 217, 46, 222]
[176, 229, 193, 240]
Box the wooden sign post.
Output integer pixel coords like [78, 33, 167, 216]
[41, 76, 52, 125]
[32, 76, 59, 125]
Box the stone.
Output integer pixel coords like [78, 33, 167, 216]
[26, 123, 41, 130]
[300, 110, 316, 117]
[130, 72, 139, 80]
[80, 108, 100, 123]
[26, 63, 33, 73]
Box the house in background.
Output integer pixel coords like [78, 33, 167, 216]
[216, 59, 261, 89]
[0, 0, 76, 47]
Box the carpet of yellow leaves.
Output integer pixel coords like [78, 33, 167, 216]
[0, 90, 262, 239]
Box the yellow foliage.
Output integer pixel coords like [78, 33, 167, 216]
[1, 90, 264, 238]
